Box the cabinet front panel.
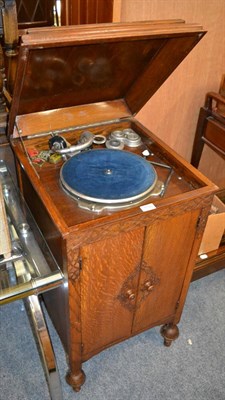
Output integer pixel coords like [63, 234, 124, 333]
[80, 227, 145, 358]
[132, 210, 200, 333]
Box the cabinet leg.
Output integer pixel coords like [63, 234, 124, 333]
[160, 323, 179, 347]
[66, 369, 86, 392]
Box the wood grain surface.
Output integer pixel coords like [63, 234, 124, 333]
[132, 210, 200, 332]
[80, 228, 145, 357]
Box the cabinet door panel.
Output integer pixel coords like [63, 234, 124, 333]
[80, 227, 145, 358]
[132, 210, 199, 333]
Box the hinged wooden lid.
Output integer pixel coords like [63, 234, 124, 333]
[8, 20, 206, 134]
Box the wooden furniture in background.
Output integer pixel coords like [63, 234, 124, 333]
[60, 0, 114, 25]
[216, 74, 225, 116]
[0, 0, 56, 142]
[191, 91, 225, 169]
[191, 78, 225, 281]
[1, 0, 19, 98]
[15, 0, 55, 28]
[0, 0, 19, 148]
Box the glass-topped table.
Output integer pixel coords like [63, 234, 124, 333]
[0, 160, 64, 400]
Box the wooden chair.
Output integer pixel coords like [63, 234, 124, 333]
[191, 76, 225, 281]
[191, 76, 225, 168]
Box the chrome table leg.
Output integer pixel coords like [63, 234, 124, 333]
[24, 295, 63, 400]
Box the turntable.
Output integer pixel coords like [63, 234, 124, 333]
[8, 21, 217, 392]
[60, 149, 160, 212]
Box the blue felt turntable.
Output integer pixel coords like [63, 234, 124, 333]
[60, 149, 158, 211]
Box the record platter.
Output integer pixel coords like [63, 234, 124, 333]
[60, 147, 163, 212]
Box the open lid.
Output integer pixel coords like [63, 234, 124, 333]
[9, 20, 206, 133]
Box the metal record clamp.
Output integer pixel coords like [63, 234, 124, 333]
[142, 149, 174, 197]
[150, 161, 174, 197]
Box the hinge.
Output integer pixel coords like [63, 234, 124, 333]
[79, 256, 82, 272]
[175, 300, 180, 311]
[196, 213, 208, 238]
[196, 216, 201, 229]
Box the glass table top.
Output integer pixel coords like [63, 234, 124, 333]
[0, 160, 64, 305]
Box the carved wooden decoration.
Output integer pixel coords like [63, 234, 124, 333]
[67, 250, 81, 282]
[117, 265, 140, 311]
[117, 262, 160, 311]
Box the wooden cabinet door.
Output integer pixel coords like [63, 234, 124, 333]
[132, 210, 200, 334]
[80, 227, 145, 359]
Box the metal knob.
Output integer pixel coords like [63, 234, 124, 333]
[126, 289, 135, 301]
[18, 222, 30, 238]
[144, 281, 154, 291]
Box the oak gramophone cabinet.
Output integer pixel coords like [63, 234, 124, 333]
[8, 20, 217, 391]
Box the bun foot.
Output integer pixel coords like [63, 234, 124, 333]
[66, 369, 86, 392]
[160, 323, 179, 347]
